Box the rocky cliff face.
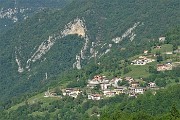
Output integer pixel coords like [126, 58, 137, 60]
[0, 7, 30, 22]
[15, 18, 88, 73]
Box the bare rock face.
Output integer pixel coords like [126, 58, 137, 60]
[62, 18, 89, 69]
[26, 35, 56, 69]
[112, 22, 140, 43]
[0, 8, 19, 22]
[15, 48, 24, 73]
[61, 18, 86, 38]
[73, 55, 81, 70]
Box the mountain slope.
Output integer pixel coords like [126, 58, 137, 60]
[0, 0, 72, 33]
[0, 0, 179, 101]
[1, 84, 180, 120]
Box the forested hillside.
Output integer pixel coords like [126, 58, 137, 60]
[0, 0, 179, 104]
[0, 84, 179, 120]
[0, 0, 180, 119]
[0, 0, 72, 33]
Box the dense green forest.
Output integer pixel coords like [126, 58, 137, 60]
[0, 0, 72, 8]
[0, 0, 72, 33]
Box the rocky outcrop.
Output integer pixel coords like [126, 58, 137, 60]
[61, 18, 86, 38]
[112, 22, 140, 43]
[16, 18, 88, 72]
[15, 48, 24, 73]
[0, 7, 30, 22]
[26, 36, 56, 69]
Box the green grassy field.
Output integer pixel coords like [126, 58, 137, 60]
[30, 111, 45, 117]
[8, 92, 60, 112]
[123, 65, 150, 78]
[151, 44, 173, 54]
[123, 62, 157, 79]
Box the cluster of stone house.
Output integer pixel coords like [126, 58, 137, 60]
[87, 75, 158, 100]
[87, 75, 123, 100]
[44, 75, 159, 100]
[87, 75, 122, 90]
[88, 94, 102, 100]
[132, 48, 175, 71]
[62, 88, 82, 98]
[157, 63, 173, 71]
[44, 88, 82, 98]
[131, 56, 155, 65]
[44, 89, 61, 98]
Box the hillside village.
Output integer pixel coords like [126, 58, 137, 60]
[1, 0, 180, 119]
[44, 75, 158, 100]
[131, 37, 180, 71]
[44, 37, 180, 101]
